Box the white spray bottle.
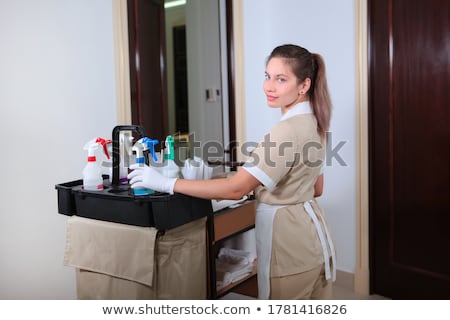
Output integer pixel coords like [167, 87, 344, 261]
[82, 138, 105, 191]
[162, 135, 180, 178]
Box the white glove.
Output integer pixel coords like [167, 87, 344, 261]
[127, 164, 177, 195]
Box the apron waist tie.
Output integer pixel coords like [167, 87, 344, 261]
[304, 200, 336, 281]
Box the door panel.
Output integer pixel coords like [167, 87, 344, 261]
[127, 0, 167, 139]
[369, 0, 450, 299]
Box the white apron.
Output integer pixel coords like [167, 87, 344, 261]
[255, 200, 336, 300]
[255, 202, 285, 300]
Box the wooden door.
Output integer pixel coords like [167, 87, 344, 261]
[368, 0, 450, 299]
[127, 0, 167, 139]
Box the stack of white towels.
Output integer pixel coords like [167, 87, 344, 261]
[216, 247, 256, 290]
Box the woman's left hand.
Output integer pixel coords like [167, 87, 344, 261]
[127, 164, 177, 194]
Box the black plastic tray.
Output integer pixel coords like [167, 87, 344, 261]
[55, 179, 212, 230]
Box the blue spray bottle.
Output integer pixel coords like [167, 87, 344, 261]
[131, 137, 159, 195]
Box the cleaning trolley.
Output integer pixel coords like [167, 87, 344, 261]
[55, 125, 212, 299]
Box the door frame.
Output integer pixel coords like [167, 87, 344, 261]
[354, 0, 370, 296]
[112, 0, 132, 125]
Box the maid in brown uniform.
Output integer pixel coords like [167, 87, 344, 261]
[128, 44, 336, 299]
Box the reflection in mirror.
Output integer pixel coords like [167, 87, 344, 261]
[164, 0, 188, 134]
[164, 0, 228, 170]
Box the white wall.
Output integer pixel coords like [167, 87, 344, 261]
[241, 0, 356, 273]
[0, 0, 116, 298]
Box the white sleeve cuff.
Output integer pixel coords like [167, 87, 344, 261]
[242, 164, 276, 192]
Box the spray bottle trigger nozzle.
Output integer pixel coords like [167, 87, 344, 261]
[95, 137, 112, 160]
[142, 137, 159, 162]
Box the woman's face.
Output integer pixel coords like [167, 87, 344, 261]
[263, 57, 303, 110]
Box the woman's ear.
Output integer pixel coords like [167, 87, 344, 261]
[299, 77, 311, 95]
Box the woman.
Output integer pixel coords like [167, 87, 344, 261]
[128, 44, 336, 299]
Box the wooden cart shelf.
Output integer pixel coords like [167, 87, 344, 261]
[207, 200, 258, 299]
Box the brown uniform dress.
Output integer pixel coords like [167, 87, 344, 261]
[243, 101, 335, 299]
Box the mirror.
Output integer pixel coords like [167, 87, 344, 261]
[127, 0, 236, 168]
[165, 0, 228, 157]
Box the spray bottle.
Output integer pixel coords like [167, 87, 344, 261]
[162, 135, 180, 178]
[131, 137, 159, 195]
[82, 138, 111, 191]
[96, 138, 112, 179]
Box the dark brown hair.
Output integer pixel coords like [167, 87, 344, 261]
[267, 44, 332, 137]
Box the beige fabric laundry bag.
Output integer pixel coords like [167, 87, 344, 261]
[64, 216, 207, 299]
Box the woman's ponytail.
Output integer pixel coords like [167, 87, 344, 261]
[310, 53, 332, 138]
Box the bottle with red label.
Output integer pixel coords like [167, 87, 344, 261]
[82, 138, 111, 191]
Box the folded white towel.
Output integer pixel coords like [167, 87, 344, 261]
[216, 260, 254, 290]
[211, 195, 248, 212]
[215, 247, 255, 290]
[218, 247, 256, 263]
[216, 270, 233, 289]
[217, 252, 249, 266]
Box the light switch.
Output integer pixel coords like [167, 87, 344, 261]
[206, 88, 218, 102]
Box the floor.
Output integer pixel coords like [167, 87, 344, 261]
[330, 284, 388, 300]
[221, 284, 388, 300]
